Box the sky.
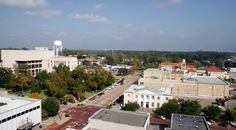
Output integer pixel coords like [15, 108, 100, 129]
[0, 0, 236, 51]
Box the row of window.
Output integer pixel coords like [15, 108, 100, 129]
[128, 94, 169, 100]
[0, 106, 40, 124]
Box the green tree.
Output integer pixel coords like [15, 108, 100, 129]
[202, 105, 222, 121]
[224, 109, 236, 122]
[0, 67, 13, 88]
[117, 68, 129, 76]
[122, 102, 140, 111]
[180, 100, 201, 116]
[155, 99, 180, 118]
[42, 97, 59, 116]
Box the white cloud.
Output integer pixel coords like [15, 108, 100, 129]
[168, 0, 183, 4]
[0, 0, 47, 7]
[154, 0, 184, 8]
[70, 13, 111, 24]
[122, 24, 137, 32]
[24, 10, 61, 18]
[93, 3, 103, 10]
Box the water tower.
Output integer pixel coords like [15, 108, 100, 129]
[53, 40, 62, 57]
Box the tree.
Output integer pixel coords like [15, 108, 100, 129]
[30, 92, 42, 99]
[117, 68, 129, 76]
[224, 109, 236, 122]
[0, 67, 13, 88]
[122, 102, 140, 111]
[202, 105, 222, 121]
[155, 99, 180, 118]
[180, 100, 201, 116]
[42, 97, 59, 116]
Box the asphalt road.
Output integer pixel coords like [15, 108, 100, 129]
[84, 73, 139, 107]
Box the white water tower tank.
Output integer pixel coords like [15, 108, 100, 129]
[53, 40, 62, 57]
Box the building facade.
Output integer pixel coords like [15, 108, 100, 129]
[0, 96, 41, 130]
[1, 41, 78, 76]
[138, 77, 229, 98]
[124, 85, 173, 109]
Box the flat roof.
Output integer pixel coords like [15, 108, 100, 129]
[125, 84, 172, 95]
[166, 114, 209, 130]
[195, 77, 227, 85]
[90, 109, 149, 127]
[0, 96, 40, 114]
[139, 77, 228, 85]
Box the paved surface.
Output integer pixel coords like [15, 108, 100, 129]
[84, 73, 139, 107]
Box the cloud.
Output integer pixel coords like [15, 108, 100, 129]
[0, 0, 47, 7]
[168, 0, 183, 4]
[24, 10, 61, 18]
[70, 13, 111, 24]
[121, 24, 138, 32]
[93, 3, 103, 10]
[154, 0, 184, 8]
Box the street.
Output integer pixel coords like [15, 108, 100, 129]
[84, 73, 139, 107]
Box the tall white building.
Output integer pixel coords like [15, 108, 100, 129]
[124, 85, 173, 109]
[1, 40, 78, 76]
[0, 96, 41, 130]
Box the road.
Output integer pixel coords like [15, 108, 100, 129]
[84, 73, 139, 107]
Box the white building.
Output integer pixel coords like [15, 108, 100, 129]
[124, 85, 173, 109]
[1, 41, 78, 76]
[87, 108, 150, 130]
[46, 56, 78, 72]
[0, 96, 41, 130]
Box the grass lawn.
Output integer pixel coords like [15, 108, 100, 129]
[84, 91, 97, 99]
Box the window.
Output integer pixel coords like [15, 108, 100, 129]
[152, 96, 154, 99]
[7, 117, 11, 121]
[141, 95, 144, 98]
[157, 97, 160, 100]
[157, 103, 160, 108]
[2, 119, 6, 123]
[166, 97, 168, 100]
[152, 102, 154, 107]
[140, 82, 144, 85]
[146, 95, 149, 98]
[12, 115, 16, 119]
[136, 95, 138, 98]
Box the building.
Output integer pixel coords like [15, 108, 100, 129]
[87, 109, 150, 130]
[205, 66, 226, 78]
[138, 76, 229, 98]
[1, 40, 78, 76]
[165, 114, 210, 130]
[124, 85, 173, 109]
[0, 96, 41, 130]
[1, 47, 54, 76]
[143, 68, 184, 80]
[46, 56, 78, 72]
[158, 59, 196, 73]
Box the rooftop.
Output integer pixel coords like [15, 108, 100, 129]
[46, 106, 101, 130]
[0, 96, 40, 114]
[205, 66, 224, 72]
[90, 109, 149, 127]
[166, 114, 209, 130]
[195, 77, 227, 85]
[125, 84, 172, 95]
[139, 77, 228, 85]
